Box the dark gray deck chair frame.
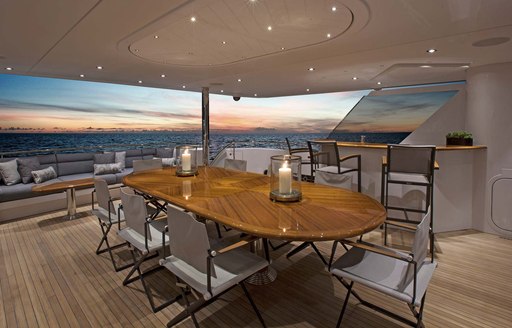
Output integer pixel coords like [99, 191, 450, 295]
[381, 144, 436, 258]
[119, 187, 181, 313]
[329, 209, 436, 328]
[91, 179, 131, 272]
[161, 205, 270, 328]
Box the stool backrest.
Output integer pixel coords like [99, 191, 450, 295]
[387, 144, 435, 176]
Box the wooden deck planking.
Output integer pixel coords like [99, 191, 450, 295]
[0, 206, 511, 327]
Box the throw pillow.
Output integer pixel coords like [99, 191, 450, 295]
[114, 151, 126, 170]
[94, 162, 122, 175]
[17, 157, 41, 184]
[94, 153, 115, 164]
[155, 157, 175, 167]
[31, 166, 57, 184]
[0, 159, 22, 186]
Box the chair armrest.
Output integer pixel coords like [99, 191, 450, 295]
[339, 154, 361, 163]
[289, 148, 309, 154]
[385, 220, 417, 231]
[209, 235, 259, 256]
[341, 239, 412, 262]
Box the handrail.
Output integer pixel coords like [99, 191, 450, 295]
[0, 142, 175, 158]
[209, 140, 287, 166]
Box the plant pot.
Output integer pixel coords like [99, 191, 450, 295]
[446, 137, 473, 146]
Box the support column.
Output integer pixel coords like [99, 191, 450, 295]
[202, 87, 210, 166]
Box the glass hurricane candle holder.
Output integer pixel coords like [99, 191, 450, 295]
[176, 145, 198, 177]
[269, 155, 302, 202]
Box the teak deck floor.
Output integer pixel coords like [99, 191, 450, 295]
[1, 206, 512, 328]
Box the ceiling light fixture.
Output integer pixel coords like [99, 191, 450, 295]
[461, 65, 470, 68]
[79, 74, 85, 78]
[426, 48, 437, 53]
[327, 33, 331, 38]
[96, 66, 103, 70]
[267, 26, 272, 31]
[190, 16, 196, 22]
[420, 65, 432, 68]
[281, 47, 285, 50]
[5, 67, 13, 71]
[161, 74, 166, 78]
[254, 93, 258, 97]
[352, 76, 358, 80]
[222, 41, 227, 45]
[306, 88, 310, 92]
[377, 81, 382, 85]
[308, 67, 315, 71]
[237, 78, 242, 82]
[220, 90, 224, 93]
[332, 6, 337, 12]
[182, 85, 186, 88]
[138, 80, 143, 84]
[154, 35, 159, 39]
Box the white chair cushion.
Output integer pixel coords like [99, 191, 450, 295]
[388, 172, 429, 185]
[160, 248, 268, 300]
[315, 166, 352, 188]
[118, 219, 168, 253]
[330, 246, 437, 307]
[92, 207, 124, 224]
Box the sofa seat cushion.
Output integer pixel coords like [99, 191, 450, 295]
[0, 178, 61, 202]
[115, 168, 133, 184]
[58, 173, 94, 181]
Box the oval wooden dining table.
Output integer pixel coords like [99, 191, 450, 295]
[122, 166, 386, 241]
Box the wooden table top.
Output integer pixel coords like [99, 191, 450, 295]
[123, 167, 386, 241]
[32, 178, 95, 193]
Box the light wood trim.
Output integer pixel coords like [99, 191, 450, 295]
[122, 166, 386, 241]
[337, 141, 487, 151]
[32, 178, 95, 193]
[213, 235, 259, 255]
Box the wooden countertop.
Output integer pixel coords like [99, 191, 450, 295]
[123, 167, 386, 241]
[336, 141, 487, 151]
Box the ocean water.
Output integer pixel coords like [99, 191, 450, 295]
[0, 132, 409, 159]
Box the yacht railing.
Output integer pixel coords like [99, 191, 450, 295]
[210, 140, 287, 166]
[0, 142, 176, 158]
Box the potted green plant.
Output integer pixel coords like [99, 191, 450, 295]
[446, 131, 473, 146]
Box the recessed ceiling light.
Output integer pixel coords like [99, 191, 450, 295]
[79, 74, 85, 78]
[154, 35, 159, 39]
[327, 33, 331, 38]
[426, 48, 437, 53]
[220, 90, 224, 93]
[5, 67, 13, 71]
[138, 80, 143, 84]
[461, 65, 470, 68]
[237, 78, 242, 82]
[161, 74, 166, 78]
[190, 16, 196, 22]
[308, 67, 315, 71]
[306, 88, 310, 92]
[96, 66, 103, 70]
[222, 41, 226, 45]
[134, 49, 139, 52]
[267, 26, 272, 31]
[332, 6, 337, 12]
[254, 93, 258, 97]
[281, 47, 285, 50]
[182, 85, 186, 89]
[420, 65, 432, 68]
[352, 76, 358, 80]
[377, 81, 382, 85]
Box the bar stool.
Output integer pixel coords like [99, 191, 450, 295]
[381, 144, 436, 257]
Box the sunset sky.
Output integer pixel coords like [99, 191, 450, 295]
[0, 74, 369, 133]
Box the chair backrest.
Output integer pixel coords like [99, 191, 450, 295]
[120, 187, 149, 239]
[307, 140, 340, 167]
[285, 137, 293, 154]
[166, 205, 215, 276]
[224, 158, 247, 172]
[133, 158, 163, 172]
[412, 207, 431, 266]
[94, 178, 115, 214]
[387, 144, 435, 176]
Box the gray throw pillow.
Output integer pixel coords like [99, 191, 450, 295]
[94, 153, 115, 164]
[156, 157, 175, 167]
[17, 157, 41, 184]
[94, 163, 122, 175]
[114, 151, 126, 170]
[0, 159, 21, 185]
[32, 166, 57, 184]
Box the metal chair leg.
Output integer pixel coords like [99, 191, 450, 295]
[240, 282, 267, 328]
[336, 281, 353, 328]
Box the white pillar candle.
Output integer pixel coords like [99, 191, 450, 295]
[279, 163, 292, 194]
[182, 149, 191, 171]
